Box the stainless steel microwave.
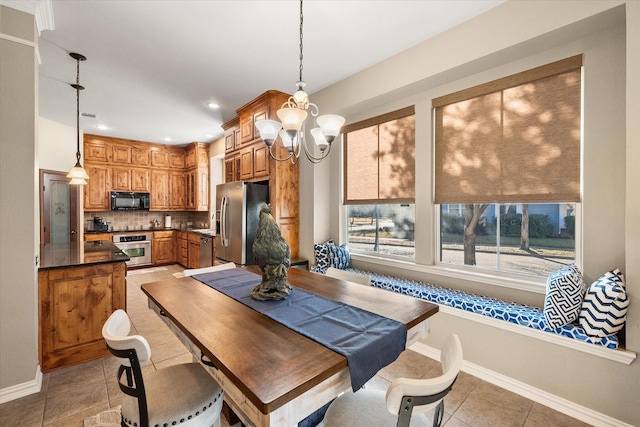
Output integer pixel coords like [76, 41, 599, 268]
[111, 191, 150, 211]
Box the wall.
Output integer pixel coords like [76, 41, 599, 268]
[0, 6, 38, 392]
[38, 117, 80, 173]
[302, 1, 639, 425]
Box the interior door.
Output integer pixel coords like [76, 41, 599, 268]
[40, 170, 80, 244]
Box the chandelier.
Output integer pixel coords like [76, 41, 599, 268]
[254, 0, 345, 164]
[66, 52, 90, 185]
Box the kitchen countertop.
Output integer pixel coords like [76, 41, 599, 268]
[39, 240, 130, 270]
[85, 228, 215, 236]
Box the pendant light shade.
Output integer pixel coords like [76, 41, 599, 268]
[254, 0, 345, 164]
[67, 52, 89, 185]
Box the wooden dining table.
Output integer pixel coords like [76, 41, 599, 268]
[141, 266, 439, 427]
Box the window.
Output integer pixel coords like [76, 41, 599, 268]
[439, 203, 576, 276]
[433, 56, 582, 276]
[344, 106, 415, 258]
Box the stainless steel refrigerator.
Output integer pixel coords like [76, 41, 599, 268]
[215, 181, 269, 265]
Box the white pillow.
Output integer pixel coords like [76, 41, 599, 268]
[579, 268, 629, 338]
[543, 264, 585, 329]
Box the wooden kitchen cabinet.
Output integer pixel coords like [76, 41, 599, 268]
[111, 144, 132, 164]
[239, 146, 254, 180]
[111, 167, 150, 192]
[169, 171, 185, 209]
[84, 137, 109, 163]
[150, 170, 169, 210]
[224, 154, 240, 183]
[187, 233, 200, 269]
[169, 149, 185, 169]
[38, 262, 126, 372]
[131, 144, 150, 166]
[84, 233, 111, 242]
[152, 230, 174, 265]
[84, 164, 110, 211]
[150, 147, 169, 168]
[176, 231, 188, 267]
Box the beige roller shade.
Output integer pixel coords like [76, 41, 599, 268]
[344, 106, 415, 205]
[433, 55, 582, 204]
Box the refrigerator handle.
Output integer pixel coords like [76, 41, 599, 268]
[221, 196, 229, 247]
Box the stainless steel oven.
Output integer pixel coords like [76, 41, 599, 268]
[112, 233, 152, 267]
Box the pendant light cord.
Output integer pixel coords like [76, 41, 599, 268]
[75, 58, 81, 164]
[299, 0, 304, 83]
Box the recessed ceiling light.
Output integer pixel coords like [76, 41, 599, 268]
[206, 134, 213, 138]
[96, 124, 108, 130]
[164, 137, 172, 142]
[207, 102, 220, 109]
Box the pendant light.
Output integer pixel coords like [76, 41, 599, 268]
[254, 0, 345, 164]
[66, 52, 90, 185]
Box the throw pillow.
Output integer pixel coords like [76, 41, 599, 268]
[313, 239, 334, 273]
[579, 268, 629, 338]
[543, 264, 586, 329]
[328, 243, 351, 270]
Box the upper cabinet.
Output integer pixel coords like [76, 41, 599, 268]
[83, 135, 209, 212]
[222, 90, 300, 258]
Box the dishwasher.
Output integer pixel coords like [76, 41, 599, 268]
[200, 235, 213, 267]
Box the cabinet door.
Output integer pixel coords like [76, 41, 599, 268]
[152, 237, 174, 264]
[188, 239, 200, 268]
[196, 167, 209, 211]
[169, 171, 185, 209]
[151, 149, 169, 168]
[131, 168, 150, 192]
[111, 167, 130, 191]
[84, 138, 109, 163]
[151, 170, 169, 210]
[225, 131, 235, 152]
[185, 170, 196, 209]
[84, 165, 110, 211]
[253, 144, 270, 179]
[169, 150, 186, 169]
[240, 114, 254, 145]
[240, 147, 254, 180]
[131, 145, 150, 166]
[224, 157, 235, 183]
[185, 144, 196, 169]
[111, 145, 131, 164]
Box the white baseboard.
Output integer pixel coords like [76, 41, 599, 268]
[0, 365, 42, 404]
[410, 342, 633, 427]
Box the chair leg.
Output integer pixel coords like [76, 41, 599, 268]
[432, 401, 444, 427]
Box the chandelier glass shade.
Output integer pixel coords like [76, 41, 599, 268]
[66, 52, 89, 185]
[254, 0, 345, 164]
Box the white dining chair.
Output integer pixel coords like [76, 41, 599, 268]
[102, 309, 224, 427]
[323, 333, 463, 427]
[325, 267, 372, 286]
[173, 262, 236, 278]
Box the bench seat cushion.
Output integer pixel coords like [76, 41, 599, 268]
[336, 267, 618, 349]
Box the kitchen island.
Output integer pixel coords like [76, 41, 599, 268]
[38, 240, 129, 371]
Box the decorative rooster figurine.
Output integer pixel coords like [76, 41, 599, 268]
[250, 204, 292, 300]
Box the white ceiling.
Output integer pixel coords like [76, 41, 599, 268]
[37, 0, 504, 146]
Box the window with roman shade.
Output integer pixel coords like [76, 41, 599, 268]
[343, 106, 415, 205]
[433, 55, 582, 204]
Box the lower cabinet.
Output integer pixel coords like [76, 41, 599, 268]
[176, 231, 188, 267]
[187, 233, 201, 269]
[152, 230, 174, 265]
[38, 262, 126, 372]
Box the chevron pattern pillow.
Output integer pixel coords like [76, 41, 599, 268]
[579, 269, 629, 338]
[543, 264, 586, 329]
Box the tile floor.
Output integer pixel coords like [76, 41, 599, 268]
[0, 264, 592, 427]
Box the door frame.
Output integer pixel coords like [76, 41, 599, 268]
[39, 169, 81, 244]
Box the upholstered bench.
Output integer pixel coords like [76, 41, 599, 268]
[312, 266, 619, 349]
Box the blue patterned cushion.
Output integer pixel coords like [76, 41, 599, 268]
[313, 240, 334, 273]
[543, 264, 586, 329]
[341, 267, 618, 349]
[579, 269, 629, 339]
[328, 243, 350, 269]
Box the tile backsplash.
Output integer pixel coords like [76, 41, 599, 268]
[85, 211, 211, 232]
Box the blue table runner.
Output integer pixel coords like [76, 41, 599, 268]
[192, 268, 407, 391]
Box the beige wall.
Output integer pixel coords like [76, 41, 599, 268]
[302, 1, 639, 425]
[0, 6, 39, 390]
[38, 117, 82, 173]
